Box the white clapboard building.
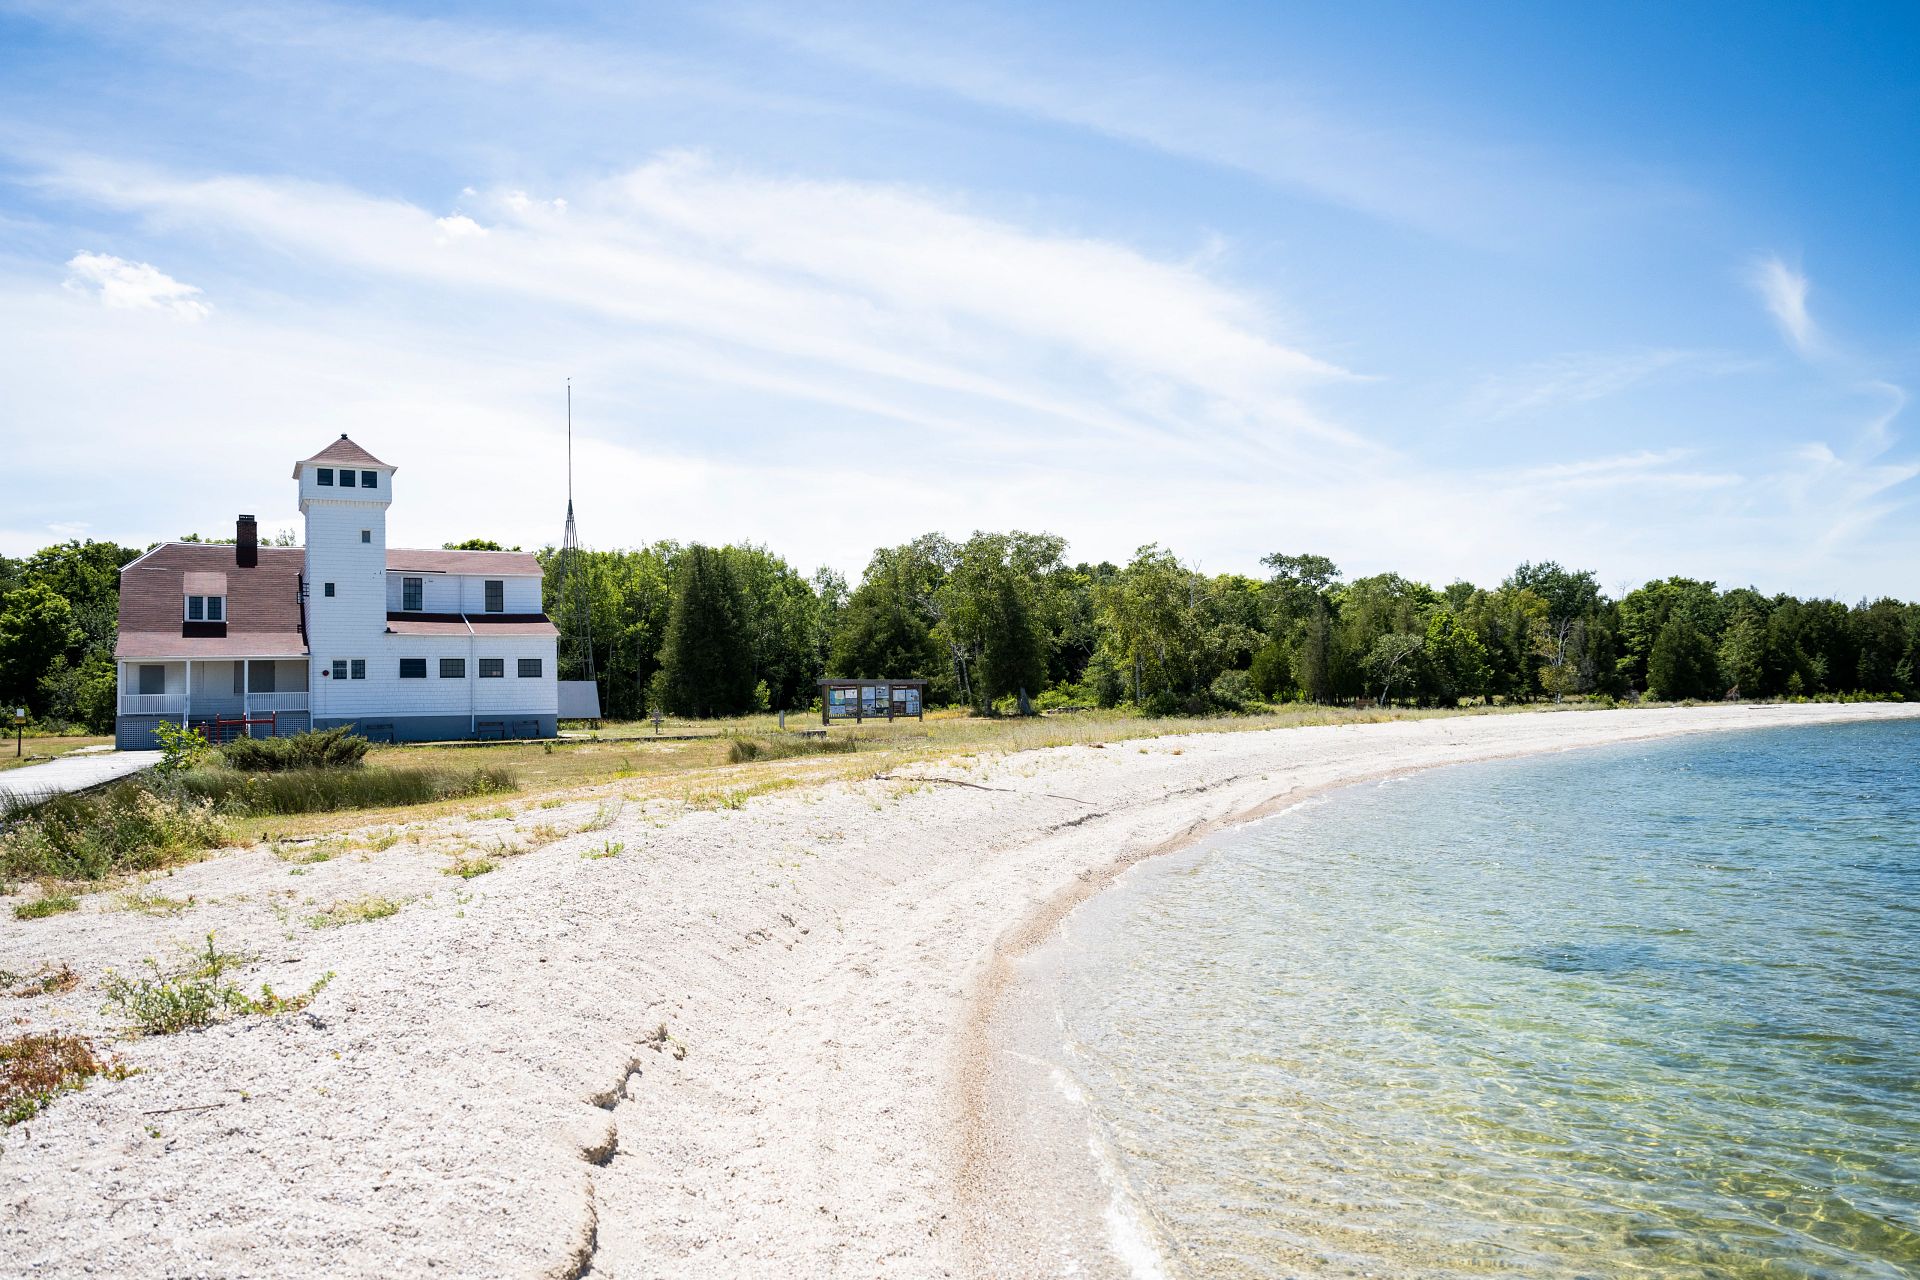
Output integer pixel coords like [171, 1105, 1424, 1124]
[114, 436, 559, 747]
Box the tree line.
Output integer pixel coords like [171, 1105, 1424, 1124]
[536, 534, 1920, 719]
[3, 533, 1915, 732]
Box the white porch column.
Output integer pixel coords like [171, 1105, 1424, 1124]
[243, 658, 251, 726]
[183, 659, 192, 727]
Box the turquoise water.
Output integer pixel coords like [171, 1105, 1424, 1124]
[1044, 721, 1920, 1278]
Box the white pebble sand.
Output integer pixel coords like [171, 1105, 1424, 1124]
[4, 702, 1914, 1278]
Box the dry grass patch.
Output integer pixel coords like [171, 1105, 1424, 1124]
[1, 963, 81, 998]
[118, 889, 196, 917]
[3, 1031, 127, 1126]
[444, 855, 497, 879]
[306, 895, 404, 929]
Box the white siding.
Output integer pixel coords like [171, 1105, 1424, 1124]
[384, 570, 542, 615]
[315, 634, 558, 721]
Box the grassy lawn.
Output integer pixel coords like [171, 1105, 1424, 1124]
[244, 700, 1585, 841]
[0, 734, 114, 774]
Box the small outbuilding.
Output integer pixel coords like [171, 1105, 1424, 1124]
[818, 678, 927, 724]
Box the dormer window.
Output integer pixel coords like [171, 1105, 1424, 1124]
[185, 594, 225, 622]
[402, 576, 423, 611]
[317, 467, 335, 486]
[484, 580, 504, 612]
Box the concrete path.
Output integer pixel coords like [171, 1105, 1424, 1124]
[0, 750, 163, 804]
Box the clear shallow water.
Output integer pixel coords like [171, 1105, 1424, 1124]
[1041, 721, 1920, 1278]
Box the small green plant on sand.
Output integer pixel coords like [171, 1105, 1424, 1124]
[12, 893, 79, 921]
[306, 895, 403, 928]
[444, 855, 496, 879]
[583, 840, 624, 860]
[119, 889, 195, 917]
[101, 934, 332, 1036]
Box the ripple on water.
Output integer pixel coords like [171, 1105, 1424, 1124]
[1038, 719, 1920, 1279]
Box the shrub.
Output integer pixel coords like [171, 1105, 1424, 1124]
[152, 720, 212, 775]
[726, 736, 857, 764]
[170, 765, 516, 815]
[221, 726, 369, 772]
[0, 783, 228, 883]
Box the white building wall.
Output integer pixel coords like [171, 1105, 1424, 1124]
[383, 571, 542, 614]
[303, 466, 392, 726]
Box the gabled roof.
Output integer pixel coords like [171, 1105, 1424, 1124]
[292, 434, 393, 479]
[387, 548, 544, 576]
[117, 544, 308, 660]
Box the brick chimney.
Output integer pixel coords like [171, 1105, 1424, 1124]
[236, 514, 258, 568]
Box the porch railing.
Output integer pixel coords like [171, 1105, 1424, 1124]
[119, 693, 186, 715]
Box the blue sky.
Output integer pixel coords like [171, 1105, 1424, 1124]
[2, 1, 1917, 598]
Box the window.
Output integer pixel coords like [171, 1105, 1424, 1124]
[233, 664, 244, 696]
[185, 595, 225, 622]
[350, 659, 366, 680]
[483, 580, 504, 613]
[402, 576, 423, 611]
[186, 595, 203, 621]
[399, 658, 427, 679]
[138, 665, 165, 695]
[249, 663, 276, 694]
[332, 659, 348, 681]
[440, 657, 465, 679]
[518, 658, 542, 678]
[361, 470, 377, 489]
[339, 469, 356, 488]
[207, 596, 224, 622]
[324, 582, 335, 597]
[479, 658, 504, 678]
[317, 467, 334, 486]
[360, 530, 371, 544]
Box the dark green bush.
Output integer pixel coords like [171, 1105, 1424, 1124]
[221, 726, 370, 772]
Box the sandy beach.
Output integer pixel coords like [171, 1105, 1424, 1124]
[4, 701, 1916, 1279]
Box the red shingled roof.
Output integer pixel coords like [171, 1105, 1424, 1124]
[385, 548, 543, 575]
[116, 544, 308, 660]
[291, 434, 392, 479]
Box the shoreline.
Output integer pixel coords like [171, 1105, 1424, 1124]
[949, 702, 1920, 1278]
[3, 703, 1917, 1278]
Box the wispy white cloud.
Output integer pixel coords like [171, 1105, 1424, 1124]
[1466, 348, 1716, 419]
[1749, 255, 1816, 355]
[733, 8, 1688, 245]
[63, 250, 210, 319]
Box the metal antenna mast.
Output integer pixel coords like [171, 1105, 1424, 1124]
[558, 379, 597, 698]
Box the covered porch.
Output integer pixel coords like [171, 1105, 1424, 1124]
[118, 657, 310, 742]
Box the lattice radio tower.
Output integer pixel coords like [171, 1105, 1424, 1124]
[556, 380, 598, 696]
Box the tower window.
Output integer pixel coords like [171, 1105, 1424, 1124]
[350, 659, 366, 680]
[402, 577, 423, 611]
[361, 530, 371, 544]
[339, 470, 356, 488]
[317, 467, 334, 486]
[324, 582, 335, 597]
[361, 471, 378, 489]
[332, 659, 347, 680]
